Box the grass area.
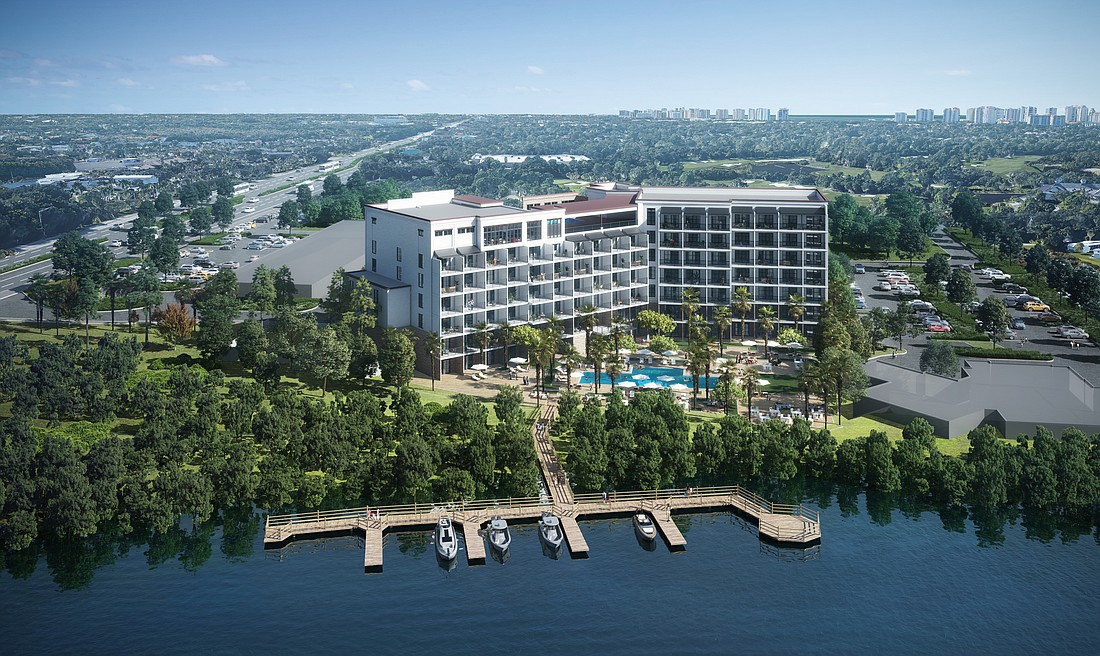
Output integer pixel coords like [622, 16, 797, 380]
[191, 232, 229, 246]
[260, 182, 299, 197]
[1067, 252, 1100, 271]
[552, 178, 589, 192]
[964, 155, 1043, 175]
[828, 403, 974, 455]
[830, 240, 947, 264]
[684, 157, 888, 181]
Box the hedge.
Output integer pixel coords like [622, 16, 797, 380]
[953, 346, 1053, 360]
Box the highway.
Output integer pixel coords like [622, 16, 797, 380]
[0, 119, 465, 319]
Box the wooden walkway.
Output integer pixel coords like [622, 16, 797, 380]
[264, 401, 821, 571]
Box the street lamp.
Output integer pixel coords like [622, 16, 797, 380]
[37, 206, 56, 235]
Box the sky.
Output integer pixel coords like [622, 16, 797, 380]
[2, 0, 1097, 115]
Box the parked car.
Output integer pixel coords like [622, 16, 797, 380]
[219, 261, 240, 270]
[897, 286, 920, 297]
[108, 239, 123, 248]
[855, 297, 867, 309]
[1002, 329, 1018, 340]
[1036, 311, 1062, 323]
[219, 244, 234, 250]
[242, 206, 256, 213]
[875, 281, 893, 292]
[962, 301, 981, 314]
[928, 322, 952, 332]
[1023, 301, 1050, 312]
[854, 263, 866, 274]
[990, 272, 1012, 282]
[1011, 318, 1026, 330]
[1062, 328, 1090, 340]
[1000, 283, 1028, 294]
[245, 243, 265, 250]
[1014, 295, 1040, 308]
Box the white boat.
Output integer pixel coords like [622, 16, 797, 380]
[538, 512, 564, 551]
[633, 511, 657, 542]
[435, 517, 458, 561]
[486, 516, 511, 554]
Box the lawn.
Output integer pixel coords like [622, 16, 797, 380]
[684, 157, 888, 181]
[828, 404, 974, 456]
[964, 156, 1043, 176]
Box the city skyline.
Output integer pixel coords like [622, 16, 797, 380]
[1, 0, 1098, 115]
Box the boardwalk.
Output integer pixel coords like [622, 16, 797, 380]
[264, 400, 821, 571]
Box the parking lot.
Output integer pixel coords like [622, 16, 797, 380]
[850, 228, 1100, 385]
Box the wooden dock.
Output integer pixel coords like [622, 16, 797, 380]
[263, 400, 820, 571]
[459, 516, 485, 565]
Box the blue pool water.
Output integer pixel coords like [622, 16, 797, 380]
[578, 366, 719, 390]
[2, 491, 1098, 654]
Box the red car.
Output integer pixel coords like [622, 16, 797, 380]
[927, 322, 952, 332]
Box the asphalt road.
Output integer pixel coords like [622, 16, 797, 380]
[0, 120, 465, 320]
[851, 228, 1099, 384]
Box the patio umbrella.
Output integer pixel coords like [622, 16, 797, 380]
[571, 371, 584, 378]
[637, 348, 655, 356]
[661, 350, 678, 356]
[643, 381, 663, 390]
[618, 380, 638, 389]
[756, 379, 771, 386]
[470, 363, 489, 371]
[784, 341, 806, 349]
[669, 383, 690, 392]
[656, 375, 676, 382]
[740, 340, 758, 347]
[618, 348, 633, 355]
[632, 373, 650, 381]
[508, 357, 528, 365]
[766, 340, 783, 348]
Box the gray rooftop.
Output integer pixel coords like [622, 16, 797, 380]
[636, 186, 828, 204]
[235, 220, 365, 294]
[860, 358, 1099, 437]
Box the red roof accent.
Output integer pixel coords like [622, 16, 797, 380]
[532, 195, 638, 215]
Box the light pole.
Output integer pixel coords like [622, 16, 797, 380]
[37, 206, 56, 236]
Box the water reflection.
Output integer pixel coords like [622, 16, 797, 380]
[634, 531, 657, 552]
[436, 552, 458, 573]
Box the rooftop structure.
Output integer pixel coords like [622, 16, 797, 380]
[236, 220, 365, 298]
[856, 359, 1100, 438]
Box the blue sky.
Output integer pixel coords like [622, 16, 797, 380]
[2, 0, 1096, 115]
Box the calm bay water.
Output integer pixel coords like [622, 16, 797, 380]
[2, 494, 1098, 655]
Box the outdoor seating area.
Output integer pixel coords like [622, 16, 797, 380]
[750, 402, 825, 425]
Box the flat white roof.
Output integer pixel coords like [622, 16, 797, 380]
[636, 186, 827, 204]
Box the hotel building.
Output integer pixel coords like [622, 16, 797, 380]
[362, 184, 827, 374]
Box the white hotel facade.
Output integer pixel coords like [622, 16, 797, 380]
[361, 184, 828, 374]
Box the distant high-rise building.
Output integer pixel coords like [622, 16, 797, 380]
[943, 107, 961, 123]
[915, 108, 934, 122]
[1047, 107, 1059, 118]
[1052, 115, 1066, 126]
[895, 112, 908, 123]
[1004, 107, 1021, 123]
[732, 108, 746, 121]
[777, 108, 789, 121]
[715, 108, 729, 120]
[1030, 114, 1051, 126]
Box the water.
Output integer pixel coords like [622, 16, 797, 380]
[1, 496, 1098, 654]
[579, 366, 718, 390]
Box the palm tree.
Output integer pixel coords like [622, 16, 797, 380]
[733, 286, 752, 338]
[741, 367, 760, 419]
[530, 327, 557, 405]
[680, 287, 700, 339]
[786, 293, 806, 337]
[560, 345, 584, 390]
[423, 331, 441, 391]
[685, 339, 710, 408]
[604, 350, 625, 390]
[758, 306, 777, 360]
[496, 320, 513, 362]
[587, 333, 610, 394]
[25, 273, 50, 333]
[473, 321, 492, 366]
[713, 305, 732, 355]
[577, 304, 599, 359]
[717, 362, 741, 415]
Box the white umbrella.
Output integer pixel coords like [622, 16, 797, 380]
[643, 381, 663, 390]
[669, 383, 690, 392]
[571, 371, 584, 378]
[740, 340, 758, 347]
[784, 341, 805, 349]
[618, 380, 638, 389]
[618, 348, 633, 355]
[632, 373, 650, 381]
[756, 379, 771, 386]
[470, 363, 489, 371]
[509, 357, 527, 365]
[766, 340, 783, 348]
[637, 348, 655, 356]
[662, 350, 678, 356]
[657, 375, 676, 382]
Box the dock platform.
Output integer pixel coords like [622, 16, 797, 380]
[558, 515, 589, 558]
[459, 517, 485, 565]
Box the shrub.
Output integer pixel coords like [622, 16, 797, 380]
[952, 346, 1052, 360]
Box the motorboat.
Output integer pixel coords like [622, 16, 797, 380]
[486, 516, 511, 555]
[538, 512, 564, 552]
[633, 511, 657, 542]
[435, 517, 458, 561]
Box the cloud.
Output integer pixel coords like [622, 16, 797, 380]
[406, 79, 429, 91]
[172, 54, 227, 67]
[32, 58, 54, 67]
[514, 85, 545, 93]
[4, 76, 40, 86]
[944, 69, 972, 77]
[109, 103, 132, 113]
[201, 80, 249, 92]
[50, 79, 79, 87]
[339, 82, 354, 90]
[117, 77, 140, 87]
[527, 65, 544, 75]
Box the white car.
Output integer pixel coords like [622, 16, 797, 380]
[108, 239, 123, 248]
[242, 206, 256, 213]
[245, 243, 265, 251]
[219, 261, 241, 270]
[247, 197, 260, 203]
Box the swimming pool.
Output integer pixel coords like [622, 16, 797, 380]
[577, 366, 719, 390]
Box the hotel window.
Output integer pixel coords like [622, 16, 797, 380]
[484, 222, 522, 245]
[418, 293, 424, 308]
[418, 272, 424, 288]
[371, 258, 377, 272]
[458, 226, 474, 235]
[418, 229, 424, 237]
[418, 314, 424, 328]
[647, 208, 656, 225]
[371, 240, 376, 254]
[396, 247, 402, 262]
[396, 266, 402, 280]
[547, 219, 561, 238]
[435, 228, 453, 237]
[371, 217, 377, 224]
[527, 221, 542, 241]
[418, 253, 424, 268]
